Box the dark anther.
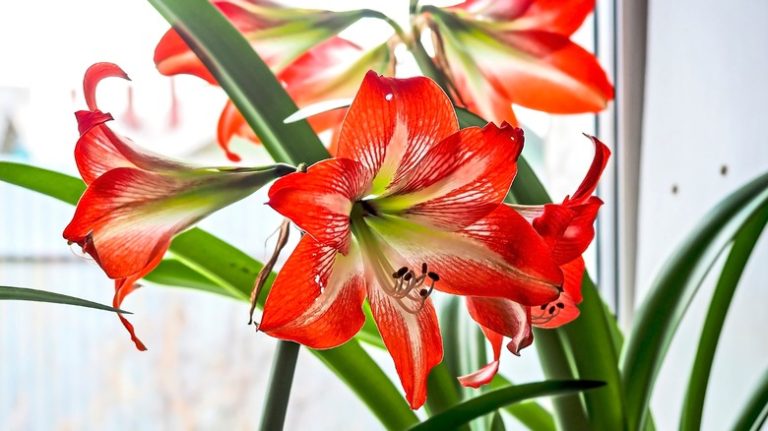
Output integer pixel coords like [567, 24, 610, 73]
[540, 304, 548, 310]
[556, 302, 565, 309]
[419, 289, 429, 297]
[404, 272, 413, 281]
[427, 271, 440, 282]
[393, 266, 408, 278]
[548, 306, 556, 314]
[421, 263, 428, 273]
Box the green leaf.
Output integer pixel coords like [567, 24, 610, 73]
[559, 278, 626, 430]
[621, 170, 768, 431]
[146, 0, 329, 166]
[408, 380, 605, 431]
[533, 329, 589, 431]
[731, 368, 768, 431]
[490, 376, 556, 431]
[314, 340, 419, 430]
[680, 203, 768, 431]
[0, 285, 127, 313]
[0, 162, 85, 205]
[489, 411, 506, 431]
[144, 258, 241, 299]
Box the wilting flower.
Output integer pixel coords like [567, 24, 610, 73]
[64, 63, 293, 350]
[154, 0, 392, 160]
[422, 0, 614, 125]
[459, 136, 610, 388]
[258, 71, 564, 408]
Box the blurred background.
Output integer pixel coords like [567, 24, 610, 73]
[0, 0, 766, 429]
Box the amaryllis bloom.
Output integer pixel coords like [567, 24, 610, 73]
[422, 0, 614, 125]
[154, 0, 392, 160]
[459, 136, 610, 388]
[63, 63, 293, 350]
[258, 71, 564, 408]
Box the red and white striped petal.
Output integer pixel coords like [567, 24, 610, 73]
[376, 122, 524, 230]
[335, 72, 459, 192]
[366, 277, 443, 409]
[365, 207, 562, 306]
[259, 236, 367, 349]
[267, 158, 369, 253]
[64, 167, 260, 280]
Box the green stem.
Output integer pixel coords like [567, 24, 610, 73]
[259, 341, 300, 431]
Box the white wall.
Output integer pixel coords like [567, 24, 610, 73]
[638, 1, 768, 429]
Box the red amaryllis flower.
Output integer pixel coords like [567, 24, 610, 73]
[64, 63, 293, 350]
[423, 0, 613, 125]
[154, 0, 392, 160]
[258, 71, 564, 408]
[459, 136, 610, 388]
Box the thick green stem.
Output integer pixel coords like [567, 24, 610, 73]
[259, 341, 300, 431]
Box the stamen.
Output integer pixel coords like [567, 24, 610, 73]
[353, 221, 441, 314]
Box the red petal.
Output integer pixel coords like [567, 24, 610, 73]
[278, 37, 367, 105]
[514, 0, 596, 35]
[570, 135, 611, 203]
[113, 275, 151, 351]
[367, 280, 443, 409]
[449, 0, 533, 21]
[366, 207, 563, 306]
[335, 71, 459, 189]
[74, 113, 137, 184]
[532, 197, 601, 264]
[382, 122, 524, 230]
[531, 257, 583, 328]
[83, 62, 129, 112]
[267, 158, 369, 253]
[216, 100, 255, 162]
[154, 29, 217, 83]
[457, 205, 563, 304]
[154, 1, 275, 83]
[485, 30, 614, 113]
[458, 326, 503, 388]
[63, 168, 208, 279]
[561, 256, 585, 303]
[74, 112, 187, 184]
[260, 236, 366, 348]
[466, 296, 533, 353]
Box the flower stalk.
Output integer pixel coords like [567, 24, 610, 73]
[259, 341, 301, 431]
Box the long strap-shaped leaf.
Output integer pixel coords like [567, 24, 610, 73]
[0, 162, 416, 429]
[408, 380, 604, 431]
[0, 286, 127, 313]
[621, 170, 768, 431]
[680, 204, 768, 430]
[731, 368, 768, 431]
[146, 0, 329, 166]
[490, 376, 556, 431]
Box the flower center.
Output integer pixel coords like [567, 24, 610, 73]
[351, 202, 440, 314]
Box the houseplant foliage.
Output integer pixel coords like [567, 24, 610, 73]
[1, 1, 767, 430]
